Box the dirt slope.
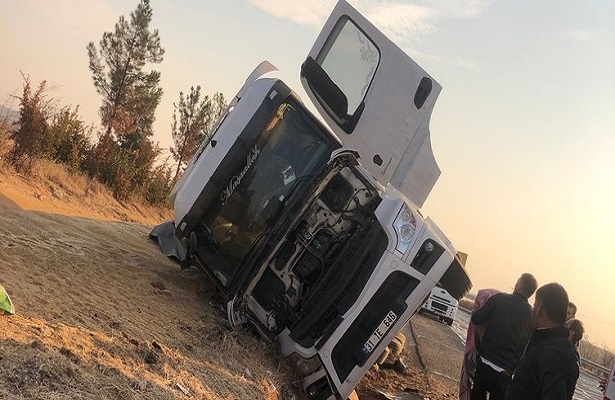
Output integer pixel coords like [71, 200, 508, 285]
[0, 201, 302, 399]
[0, 160, 300, 399]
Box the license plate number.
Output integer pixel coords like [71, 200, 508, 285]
[363, 310, 398, 354]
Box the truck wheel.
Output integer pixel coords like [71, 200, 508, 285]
[444, 318, 453, 326]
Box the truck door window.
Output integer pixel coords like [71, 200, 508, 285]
[316, 16, 380, 129]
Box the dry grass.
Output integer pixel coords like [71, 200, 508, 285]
[0, 316, 296, 399]
[0, 159, 302, 399]
[0, 199, 302, 399]
[0, 157, 172, 226]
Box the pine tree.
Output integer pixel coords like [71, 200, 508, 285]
[170, 87, 226, 181]
[86, 0, 164, 197]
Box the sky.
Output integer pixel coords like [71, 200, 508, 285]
[1, 0, 614, 349]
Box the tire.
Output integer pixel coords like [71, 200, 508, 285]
[444, 318, 453, 326]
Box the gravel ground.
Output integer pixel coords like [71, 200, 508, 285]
[356, 313, 465, 400]
[409, 314, 464, 397]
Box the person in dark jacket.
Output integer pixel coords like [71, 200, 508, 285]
[470, 273, 537, 400]
[505, 282, 580, 400]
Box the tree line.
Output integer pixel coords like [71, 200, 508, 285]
[3, 0, 226, 206]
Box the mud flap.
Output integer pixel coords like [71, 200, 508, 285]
[149, 221, 187, 263]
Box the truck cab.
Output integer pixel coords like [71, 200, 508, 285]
[165, 1, 472, 398]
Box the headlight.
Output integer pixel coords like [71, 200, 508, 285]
[393, 204, 416, 254]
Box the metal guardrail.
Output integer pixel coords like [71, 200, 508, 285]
[581, 357, 610, 377]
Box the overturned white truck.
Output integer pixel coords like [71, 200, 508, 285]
[156, 1, 471, 398]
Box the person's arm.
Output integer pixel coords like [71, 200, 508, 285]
[471, 294, 497, 325]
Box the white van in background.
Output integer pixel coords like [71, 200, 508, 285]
[420, 284, 459, 326]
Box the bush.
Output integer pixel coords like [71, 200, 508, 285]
[47, 106, 93, 172]
[146, 161, 173, 207]
[9, 75, 53, 172]
[85, 132, 168, 204]
[8, 73, 172, 208]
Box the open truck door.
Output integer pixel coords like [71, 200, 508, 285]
[293, 3, 468, 398]
[301, 0, 441, 208]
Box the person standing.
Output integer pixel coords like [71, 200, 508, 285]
[469, 273, 538, 400]
[459, 288, 500, 400]
[566, 301, 577, 321]
[603, 358, 615, 400]
[565, 318, 584, 361]
[505, 283, 579, 400]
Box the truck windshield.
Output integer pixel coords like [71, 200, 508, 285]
[196, 100, 338, 288]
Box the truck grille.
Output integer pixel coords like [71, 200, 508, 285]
[430, 301, 448, 312]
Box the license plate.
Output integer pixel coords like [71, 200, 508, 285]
[363, 310, 398, 354]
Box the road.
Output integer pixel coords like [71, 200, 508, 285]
[450, 309, 603, 400]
